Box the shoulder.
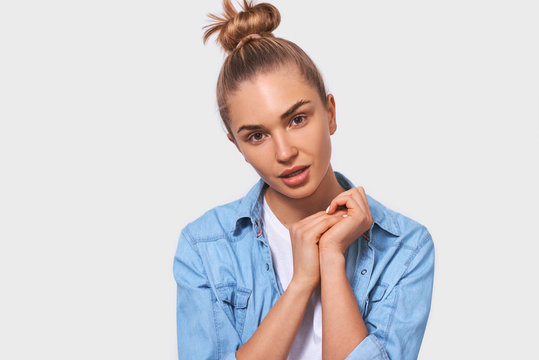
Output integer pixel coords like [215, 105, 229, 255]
[365, 195, 434, 294]
[179, 178, 266, 246]
[367, 194, 433, 253]
[180, 198, 244, 245]
[336, 171, 432, 250]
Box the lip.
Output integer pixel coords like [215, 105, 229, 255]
[279, 165, 309, 177]
[278, 165, 310, 187]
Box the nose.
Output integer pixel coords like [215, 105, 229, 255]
[273, 131, 298, 164]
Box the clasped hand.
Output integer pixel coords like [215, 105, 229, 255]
[288, 187, 373, 290]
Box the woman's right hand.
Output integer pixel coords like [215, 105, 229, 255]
[287, 209, 347, 291]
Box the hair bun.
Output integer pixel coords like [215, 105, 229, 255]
[203, 0, 281, 53]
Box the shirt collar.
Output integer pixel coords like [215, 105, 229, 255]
[230, 171, 401, 237]
[334, 171, 401, 237]
[230, 177, 268, 235]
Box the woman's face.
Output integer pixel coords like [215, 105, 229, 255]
[227, 65, 336, 200]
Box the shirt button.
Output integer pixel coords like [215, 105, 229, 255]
[265, 263, 270, 271]
[361, 269, 367, 275]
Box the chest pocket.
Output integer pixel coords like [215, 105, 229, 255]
[215, 283, 252, 337]
[364, 282, 388, 318]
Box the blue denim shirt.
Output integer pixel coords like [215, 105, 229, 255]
[173, 171, 434, 360]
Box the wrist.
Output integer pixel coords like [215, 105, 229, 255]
[289, 276, 318, 296]
[319, 247, 345, 262]
[319, 249, 345, 272]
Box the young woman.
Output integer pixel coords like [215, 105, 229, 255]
[173, 1, 434, 359]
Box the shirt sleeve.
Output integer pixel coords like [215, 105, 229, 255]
[345, 229, 435, 360]
[173, 228, 239, 360]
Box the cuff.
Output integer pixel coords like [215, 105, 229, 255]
[345, 334, 389, 360]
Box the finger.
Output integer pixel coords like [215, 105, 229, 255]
[300, 209, 332, 222]
[326, 194, 360, 215]
[327, 187, 370, 215]
[301, 209, 347, 232]
[300, 211, 348, 243]
[308, 216, 345, 243]
[348, 187, 369, 214]
[288, 209, 343, 238]
[351, 187, 373, 226]
[287, 210, 328, 232]
[296, 205, 348, 226]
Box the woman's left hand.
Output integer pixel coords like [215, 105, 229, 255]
[319, 186, 373, 255]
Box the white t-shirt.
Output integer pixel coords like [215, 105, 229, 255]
[262, 196, 322, 360]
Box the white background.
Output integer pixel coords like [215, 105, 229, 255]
[1, 0, 538, 358]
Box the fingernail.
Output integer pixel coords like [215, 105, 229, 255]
[342, 214, 348, 218]
[326, 206, 330, 213]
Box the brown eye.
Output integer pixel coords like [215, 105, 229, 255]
[291, 115, 306, 126]
[248, 132, 265, 143]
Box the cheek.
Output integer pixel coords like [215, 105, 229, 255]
[242, 146, 272, 168]
[307, 125, 332, 156]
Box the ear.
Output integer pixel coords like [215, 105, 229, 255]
[326, 94, 337, 135]
[227, 133, 239, 150]
[227, 133, 247, 160]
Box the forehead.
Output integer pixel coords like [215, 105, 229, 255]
[227, 66, 320, 127]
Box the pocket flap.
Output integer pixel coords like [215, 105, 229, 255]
[216, 284, 251, 309]
[369, 283, 388, 302]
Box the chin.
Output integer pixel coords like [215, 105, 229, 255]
[275, 182, 318, 200]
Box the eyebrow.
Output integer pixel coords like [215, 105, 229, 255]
[280, 99, 310, 121]
[236, 99, 311, 134]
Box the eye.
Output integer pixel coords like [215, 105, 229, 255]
[291, 115, 306, 126]
[247, 132, 265, 143]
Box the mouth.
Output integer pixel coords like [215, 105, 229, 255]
[279, 165, 309, 178]
[278, 165, 311, 187]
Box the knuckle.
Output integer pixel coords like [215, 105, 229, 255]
[323, 217, 334, 224]
[289, 223, 299, 234]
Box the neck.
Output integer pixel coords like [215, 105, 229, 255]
[264, 164, 346, 228]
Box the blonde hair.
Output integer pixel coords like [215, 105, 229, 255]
[203, 0, 328, 138]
